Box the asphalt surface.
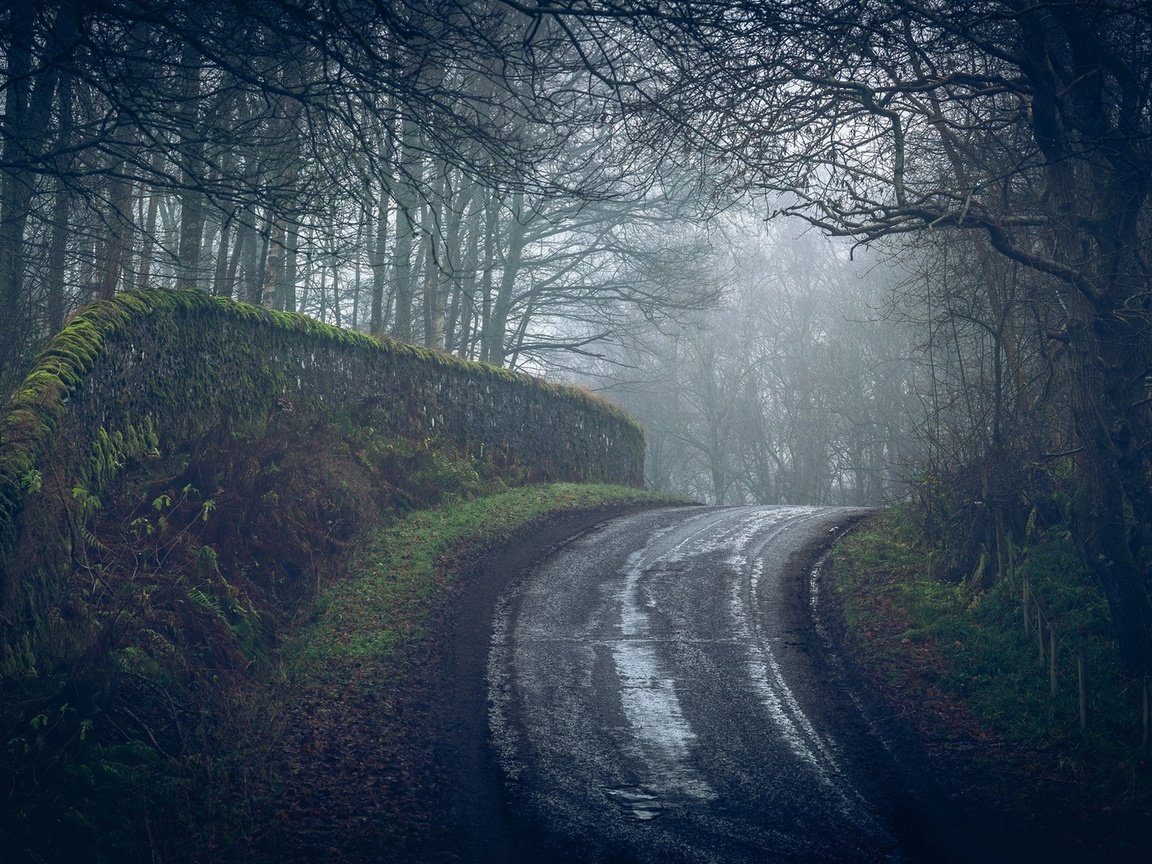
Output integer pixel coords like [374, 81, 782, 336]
[486, 505, 969, 864]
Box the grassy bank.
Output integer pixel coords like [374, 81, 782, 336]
[289, 483, 682, 684]
[1, 389, 675, 864]
[253, 483, 683, 861]
[827, 509, 1151, 816]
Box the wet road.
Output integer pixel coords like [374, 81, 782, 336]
[487, 505, 956, 864]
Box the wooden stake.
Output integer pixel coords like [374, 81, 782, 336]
[1143, 677, 1150, 753]
[1048, 631, 1057, 698]
[1022, 575, 1031, 636]
[1077, 649, 1088, 732]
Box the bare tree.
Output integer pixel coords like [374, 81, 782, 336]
[516, 0, 1152, 676]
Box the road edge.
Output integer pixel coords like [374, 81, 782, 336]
[406, 501, 694, 862]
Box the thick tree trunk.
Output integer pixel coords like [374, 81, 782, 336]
[1012, 2, 1152, 677]
[0, 1, 70, 386]
[1068, 309, 1152, 678]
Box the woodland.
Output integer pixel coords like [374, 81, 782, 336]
[1, 0, 1151, 780]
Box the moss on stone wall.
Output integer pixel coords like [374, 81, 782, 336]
[0, 289, 643, 686]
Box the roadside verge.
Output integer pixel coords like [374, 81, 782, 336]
[821, 511, 1151, 863]
[253, 483, 684, 863]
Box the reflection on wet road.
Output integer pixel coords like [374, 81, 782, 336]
[488, 505, 905, 864]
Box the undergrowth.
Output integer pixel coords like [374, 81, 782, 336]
[829, 508, 1151, 804]
[0, 412, 530, 864]
[245, 483, 680, 862]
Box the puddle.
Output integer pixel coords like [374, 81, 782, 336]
[603, 785, 664, 821]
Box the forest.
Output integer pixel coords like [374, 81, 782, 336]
[1, 0, 1150, 685]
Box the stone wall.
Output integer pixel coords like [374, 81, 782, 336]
[0, 289, 644, 677]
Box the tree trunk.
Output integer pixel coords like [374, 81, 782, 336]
[175, 46, 206, 291]
[451, 183, 484, 358]
[369, 187, 390, 336]
[282, 217, 299, 313]
[391, 112, 422, 342]
[442, 172, 475, 354]
[483, 189, 527, 366]
[1010, 0, 1152, 678]
[263, 218, 287, 309]
[422, 164, 450, 349]
[135, 172, 162, 291]
[478, 189, 500, 360]
[45, 64, 74, 333]
[0, 1, 71, 387]
[97, 124, 136, 299]
[1068, 308, 1152, 678]
[261, 75, 302, 309]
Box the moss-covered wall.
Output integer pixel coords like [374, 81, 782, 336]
[0, 289, 644, 681]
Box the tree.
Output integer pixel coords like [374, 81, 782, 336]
[521, 0, 1152, 677]
[0, 0, 77, 392]
[1, 1, 603, 362]
[587, 219, 922, 506]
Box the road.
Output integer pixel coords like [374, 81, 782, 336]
[484, 505, 969, 864]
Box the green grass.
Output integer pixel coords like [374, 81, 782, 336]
[829, 509, 1150, 802]
[288, 483, 682, 682]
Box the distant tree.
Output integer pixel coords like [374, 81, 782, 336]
[519, 0, 1152, 677]
[588, 221, 922, 506]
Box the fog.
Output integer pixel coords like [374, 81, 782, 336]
[3, 0, 1150, 669]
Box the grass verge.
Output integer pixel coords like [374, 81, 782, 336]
[827, 509, 1152, 824]
[249, 483, 683, 861]
[289, 482, 682, 682]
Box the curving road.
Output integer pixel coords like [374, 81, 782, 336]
[484, 505, 970, 864]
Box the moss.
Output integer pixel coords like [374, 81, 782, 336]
[0, 287, 643, 697]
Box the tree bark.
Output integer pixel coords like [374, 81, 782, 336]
[96, 118, 138, 300]
[0, 0, 71, 387]
[175, 44, 206, 292]
[1013, 1, 1152, 676]
[45, 65, 74, 332]
[482, 189, 527, 366]
[391, 113, 422, 342]
[369, 187, 391, 336]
